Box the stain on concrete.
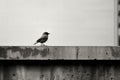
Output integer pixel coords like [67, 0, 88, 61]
[32, 48, 40, 56]
[0, 47, 7, 58]
[8, 46, 21, 53]
[21, 48, 33, 58]
[76, 47, 79, 59]
[110, 47, 120, 58]
[40, 48, 49, 57]
[0, 46, 49, 58]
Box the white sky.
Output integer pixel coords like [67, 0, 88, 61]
[0, 0, 115, 46]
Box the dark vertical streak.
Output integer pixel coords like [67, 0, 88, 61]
[119, 36, 120, 46]
[50, 66, 55, 80]
[76, 47, 79, 59]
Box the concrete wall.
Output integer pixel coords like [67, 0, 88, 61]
[0, 46, 120, 80]
[0, 61, 120, 80]
[0, 46, 120, 60]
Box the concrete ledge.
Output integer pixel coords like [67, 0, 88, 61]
[0, 46, 120, 60]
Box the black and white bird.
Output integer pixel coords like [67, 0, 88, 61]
[34, 32, 50, 45]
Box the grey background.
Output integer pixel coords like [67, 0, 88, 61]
[0, 0, 115, 46]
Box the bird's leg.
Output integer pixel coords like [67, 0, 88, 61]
[41, 43, 46, 46]
[42, 43, 45, 46]
[43, 43, 45, 46]
[41, 43, 42, 46]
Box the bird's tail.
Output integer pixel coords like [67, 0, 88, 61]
[34, 42, 37, 45]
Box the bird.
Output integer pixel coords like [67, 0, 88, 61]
[34, 32, 50, 46]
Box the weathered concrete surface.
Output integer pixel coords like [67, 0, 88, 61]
[0, 46, 120, 59]
[0, 63, 120, 80]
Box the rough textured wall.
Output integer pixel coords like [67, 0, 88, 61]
[0, 46, 120, 80]
[0, 62, 120, 80]
[0, 46, 120, 60]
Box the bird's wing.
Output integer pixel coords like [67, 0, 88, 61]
[36, 35, 47, 42]
[36, 37, 47, 43]
[40, 34, 48, 38]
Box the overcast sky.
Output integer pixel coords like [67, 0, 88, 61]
[0, 0, 115, 46]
